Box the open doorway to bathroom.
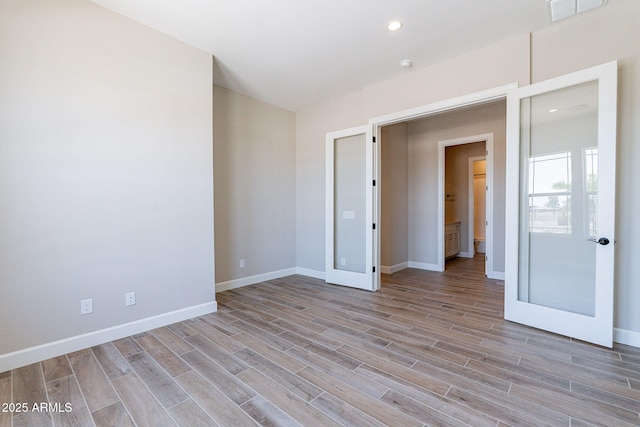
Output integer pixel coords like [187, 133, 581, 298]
[444, 141, 488, 273]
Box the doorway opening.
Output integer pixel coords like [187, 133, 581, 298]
[443, 155, 487, 273]
[327, 83, 517, 291]
[438, 137, 494, 277]
[375, 95, 506, 281]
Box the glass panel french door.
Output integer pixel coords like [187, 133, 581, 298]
[505, 62, 617, 347]
[325, 125, 377, 291]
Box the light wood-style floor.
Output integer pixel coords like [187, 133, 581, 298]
[2, 256, 640, 426]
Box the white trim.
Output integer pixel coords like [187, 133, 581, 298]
[369, 84, 518, 127]
[295, 267, 326, 280]
[374, 125, 382, 291]
[216, 268, 297, 292]
[438, 134, 495, 277]
[458, 251, 475, 259]
[380, 262, 409, 274]
[0, 302, 217, 372]
[490, 271, 506, 281]
[408, 261, 440, 271]
[614, 328, 640, 348]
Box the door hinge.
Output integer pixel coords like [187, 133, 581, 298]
[373, 223, 376, 230]
[373, 179, 376, 186]
[373, 266, 376, 273]
[486, 221, 488, 226]
[372, 136, 376, 143]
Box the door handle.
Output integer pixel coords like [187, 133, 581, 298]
[587, 237, 610, 245]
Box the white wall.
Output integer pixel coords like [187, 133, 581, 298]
[213, 85, 296, 287]
[0, 0, 214, 364]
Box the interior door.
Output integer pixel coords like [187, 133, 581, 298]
[505, 61, 617, 347]
[325, 125, 378, 291]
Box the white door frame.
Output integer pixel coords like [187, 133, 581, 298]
[369, 84, 516, 280]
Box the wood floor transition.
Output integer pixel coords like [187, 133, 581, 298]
[2, 256, 639, 426]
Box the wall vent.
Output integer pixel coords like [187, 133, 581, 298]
[548, 0, 607, 23]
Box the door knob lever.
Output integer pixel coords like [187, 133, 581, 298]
[587, 237, 610, 245]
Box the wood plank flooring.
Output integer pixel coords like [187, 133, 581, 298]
[2, 256, 640, 426]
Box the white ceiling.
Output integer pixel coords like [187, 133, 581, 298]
[89, 0, 620, 112]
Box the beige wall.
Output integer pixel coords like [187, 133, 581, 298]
[296, 36, 530, 273]
[363, 34, 531, 119]
[408, 103, 506, 270]
[0, 0, 214, 356]
[214, 85, 296, 284]
[381, 123, 409, 269]
[380, 104, 503, 271]
[295, 92, 366, 271]
[299, 100, 506, 274]
[531, 0, 640, 333]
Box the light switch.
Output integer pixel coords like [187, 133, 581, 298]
[343, 211, 355, 220]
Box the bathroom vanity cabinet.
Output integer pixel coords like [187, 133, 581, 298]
[445, 221, 461, 258]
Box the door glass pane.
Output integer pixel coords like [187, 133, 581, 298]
[334, 134, 366, 273]
[518, 80, 598, 316]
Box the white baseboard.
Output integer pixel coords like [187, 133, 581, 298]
[614, 328, 640, 348]
[488, 271, 505, 280]
[216, 268, 297, 292]
[0, 302, 217, 373]
[458, 251, 475, 258]
[295, 267, 325, 280]
[408, 261, 441, 272]
[380, 262, 409, 274]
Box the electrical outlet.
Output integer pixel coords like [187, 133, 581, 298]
[125, 292, 136, 306]
[341, 257, 346, 266]
[80, 299, 92, 315]
[239, 259, 245, 268]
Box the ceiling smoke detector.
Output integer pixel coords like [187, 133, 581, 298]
[400, 59, 412, 69]
[548, 0, 608, 23]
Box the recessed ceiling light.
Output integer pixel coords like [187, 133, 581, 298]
[400, 59, 412, 69]
[549, 108, 559, 113]
[387, 20, 403, 31]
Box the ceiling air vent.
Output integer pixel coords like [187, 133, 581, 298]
[548, 0, 608, 22]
